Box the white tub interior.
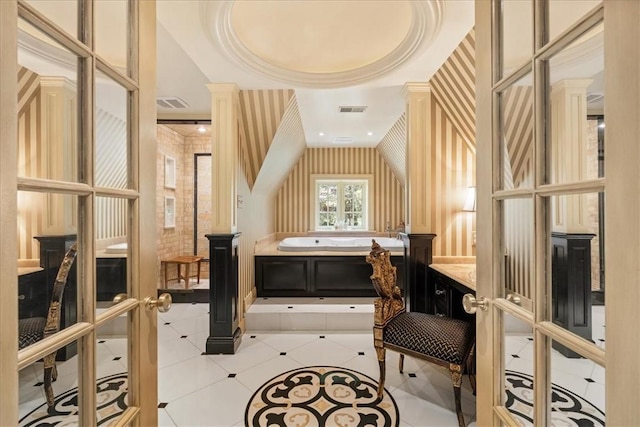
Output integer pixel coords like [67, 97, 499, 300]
[105, 242, 128, 254]
[277, 237, 403, 252]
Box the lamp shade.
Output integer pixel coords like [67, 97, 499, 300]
[462, 186, 476, 212]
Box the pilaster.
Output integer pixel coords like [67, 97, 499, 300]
[402, 83, 432, 234]
[207, 83, 239, 233]
[39, 77, 77, 235]
[550, 79, 592, 233]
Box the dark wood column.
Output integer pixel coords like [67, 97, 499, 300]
[551, 232, 595, 358]
[205, 232, 242, 354]
[400, 233, 436, 313]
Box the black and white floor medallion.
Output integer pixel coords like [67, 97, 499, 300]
[245, 366, 399, 427]
[19, 372, 128, 426]
[505, 370, 605, 426]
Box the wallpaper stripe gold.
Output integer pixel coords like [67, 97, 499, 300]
[376, 113, 406, 186]
[275, 148, 404, 233]
[238, 89, 295, 188]
[430, 29, 476, 151]
[503, 86, 534, 187]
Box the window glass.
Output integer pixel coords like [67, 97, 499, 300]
[314, 179, 369, 230]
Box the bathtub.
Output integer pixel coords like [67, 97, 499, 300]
[277, 236, 403, 252]
[104, 242, 127, 254]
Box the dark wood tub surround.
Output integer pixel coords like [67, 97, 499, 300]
[255, 254, 404, 297]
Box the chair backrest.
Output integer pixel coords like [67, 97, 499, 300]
[366, 240, 405, 327]
[43, 242, 78, 339]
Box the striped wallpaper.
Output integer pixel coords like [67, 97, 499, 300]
[252, 94, 307, 196]
[275, 148, 404, 233]
[376, 113, 406, 186]
[502, 86, 534, 188]
[238, 89, 295, 189]
[502, 178, 534, 301]
[426, 97, 476, 256]
[429, 29, 476, 152]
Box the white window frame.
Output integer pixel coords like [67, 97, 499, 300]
[310, 174, 373, 231]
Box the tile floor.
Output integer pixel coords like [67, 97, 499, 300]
[18, 302, 605, 426]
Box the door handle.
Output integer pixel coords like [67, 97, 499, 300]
[112, 293, 128, 305]
[144, 293, 172, 313]
[506, 293, 521, 306]
[462, 293, 488, 314]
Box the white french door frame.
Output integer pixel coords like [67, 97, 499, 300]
[476, 0, 640, 425]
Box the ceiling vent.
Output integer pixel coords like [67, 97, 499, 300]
[156, 97, 189, 109]
[586, 93, 604, 104]
[333, 136, 354, 144]
[338, 106, 367, 113]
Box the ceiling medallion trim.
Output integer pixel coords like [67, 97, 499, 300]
[202, 1, 444, 88]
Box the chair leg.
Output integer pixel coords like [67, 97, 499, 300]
[375, 346, 386, 398]
[469, 372, 476, 396]
[399, 354, 404, 373]
[43, 353, 57, 414]
[450, 365, 466, 427]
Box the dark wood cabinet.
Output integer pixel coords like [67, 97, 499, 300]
[255, 255, 404, 297]
[428, 267, 476, 325]
[96, 257, 127, 301]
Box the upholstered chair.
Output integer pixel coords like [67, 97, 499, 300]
[18, 242, 78, 413]
[366, 240, 475, 427]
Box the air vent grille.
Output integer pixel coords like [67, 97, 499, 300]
[333, 137, 353, 144]
[586, 93, 604, 104]
[339, 106, 367, 113]
[157, 97, 189, 109]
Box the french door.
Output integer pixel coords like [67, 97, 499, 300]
[475, 0, 640, 425]
[1, 0, 159, 425]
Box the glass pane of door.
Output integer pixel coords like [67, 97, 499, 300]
[19, 340, 81, 423]
[17, 18, 79, 183]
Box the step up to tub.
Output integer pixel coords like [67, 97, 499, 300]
[245, 297, 375, 331]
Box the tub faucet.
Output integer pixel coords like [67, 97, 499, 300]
[396, 221, 405, 239]
[385, 221, 392, 237]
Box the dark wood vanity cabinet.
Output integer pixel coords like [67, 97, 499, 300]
[429, 268, 475, 325]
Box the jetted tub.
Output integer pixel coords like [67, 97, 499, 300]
[277, 236, 403, 252]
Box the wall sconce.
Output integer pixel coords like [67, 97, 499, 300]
[462, 186, 476, 212]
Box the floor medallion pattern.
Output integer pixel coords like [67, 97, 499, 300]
[245, 366, 399, 427]
[505, 370, 605, 426]
[19, 372, 128, 426]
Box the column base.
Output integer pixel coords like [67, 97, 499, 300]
[205, 327, 242, 354]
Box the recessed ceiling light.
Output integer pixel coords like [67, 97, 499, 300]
[367, 131, 373, 136]
[318, 132, 325, 136]
[197, 126, 207, 133]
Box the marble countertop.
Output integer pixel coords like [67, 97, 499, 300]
[430, 263, 476, 291]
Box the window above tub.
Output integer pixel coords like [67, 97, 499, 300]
[311, 175, 373, 231]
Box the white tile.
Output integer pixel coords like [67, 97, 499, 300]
[286, 337, 358, 366]
[208, 338, 280, 374]
[326, 312, 373, 330]
[158, 355, 228, 402]
[584, 381, 605, 413]
[157, 302, 208, 323]
[394, 374, 476, 419]
[102, 337, 128, 358]
[253, 332, 318, 352]
[158, 408, 177, 427]
[245, 312, 281, 331]
[550, 370, 589, 398]
[165, 378, 251, 427]
[165, 313, 209, 335]
[505, 355, 534, 375]
[280, 312, 327, 330]
[324, 332, 375, 352]
[391, 386, 473, 427]
[158, 337, 203, 369]
[591, 363, 605, 384]
[341, 352, 409, 392]
[19, 380, 46, 419]
[550, 350, 598, 378]
[235, 355, 304, 391]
